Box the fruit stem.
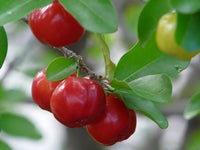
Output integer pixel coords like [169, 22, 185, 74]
[21, 17, 29, 24]
[95, 34, 115, 79]
[57, 47, 113, 92]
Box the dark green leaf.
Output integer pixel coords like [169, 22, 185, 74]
[176, 12, 200, 52]
[170, 0, 200, 14]
[0, 140, 12, 150]
[1, 113, 42, 139]
[114, 33, 189, 82]
[184, 93, 200, 119]
[129, 74, 172, 103]
[0, 26, 7, 68]
[138, 0, 172, 46]
[116, 89, 168, 129]
[0, 0, 54, 26]
[110, 79, 131, 90]
[46, 57, 77, 81]
[59, 0, 118, 33]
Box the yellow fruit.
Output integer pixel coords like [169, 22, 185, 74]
[156, 12, 199, 60]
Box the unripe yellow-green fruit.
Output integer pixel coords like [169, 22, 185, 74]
[156, 12, 199, 60]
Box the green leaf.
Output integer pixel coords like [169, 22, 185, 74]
[138, 0, 172, 46]
[110, 79, 131, 90]
[184, 93, 200, 119]
[0, 88, 26, 103]
[116, 89, 168, 129]
[176, 12, 200, 52]
[46, 57, 77, 81]
[185, 128, 200, 150]
[59, 0, 118, 33]
[0, 26, 7, 68]
[129, 74, 172, 103]
[0, 140, 12, 150]
[170, 0, 200, 14]
[1, 113, 42, 140]
[0, 0, 54, 26]
[114, 33, 189, 82]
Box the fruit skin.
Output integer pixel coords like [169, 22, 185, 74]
[156, 12, 199, 60]
[86, 94, 137, 146]
[32, 69, 61, 112]
[29, 1, 85, 47]
[50, 77, 106, 128]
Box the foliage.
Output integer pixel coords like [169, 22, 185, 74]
[0, 0, 200, 149]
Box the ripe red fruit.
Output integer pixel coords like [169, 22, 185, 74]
[29, 1, 85, 47]
[50, 77, 106, 128]
[86, 94, 137, 146]
[32, 69, 61, 111]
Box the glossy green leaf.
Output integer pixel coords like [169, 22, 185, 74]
[46, 57, 77, 81]
[60, 0, 118, 33]
[0, 26, 7, 68]
[110, 79, 131, 90]
[170, 0, 200, 14]
[184, 93, 200, 119]
[1, 113, 42, 139]
[0, 140, 12, 150]
[129, 74, 172, 103]
[176, 12, 200, 52]
[0, 0, 54, 26]
[116, 89, 168, 129]
[138, 0, 172, 46]
[114, 34, 189, 82]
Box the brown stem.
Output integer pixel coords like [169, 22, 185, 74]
[23, 16, 112, 91]
[57, 47, 100, 79]
[56, 47, 114, 92]
[21, 16, 29, 24]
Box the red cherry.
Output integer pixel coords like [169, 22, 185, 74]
[32, 69, 61, 111]
[50, 77, 106, 128]
[29, 1, 85, 47]
[86, 94, 137, 146]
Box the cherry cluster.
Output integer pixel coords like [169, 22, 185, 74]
[30, 0, 137, 146]
[32, 69, 136, 146]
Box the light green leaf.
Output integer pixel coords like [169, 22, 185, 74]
[110, 79, 131, 90]
[184, 93, 200, 119]
[129, 74, 172, 103]
[116, 89, 168, 129]
[59, 0, 118, 33]
[0, 88, 26, 103]
[1, 113, 42, 139]
[0, 0, 54, 26]
[0, 26, 7, 68]
[46, 57, 77, 81]
[170, 0, 200, 14]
